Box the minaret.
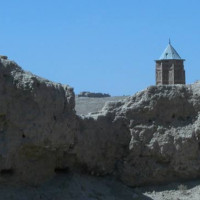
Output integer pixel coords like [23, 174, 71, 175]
[155, 41, 185, 85]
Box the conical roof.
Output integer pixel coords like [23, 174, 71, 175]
[159, 42, 182, 60]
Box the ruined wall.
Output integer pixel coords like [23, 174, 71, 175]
[0, 58, 200, 187]
[0, 58, 78, 184]
[74, 84, 200, 186]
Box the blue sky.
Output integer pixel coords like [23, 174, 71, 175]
[0, 0, 200, 96]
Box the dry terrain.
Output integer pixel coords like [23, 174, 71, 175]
[75, 96, 128, 115]
[0, 169, 200, 199]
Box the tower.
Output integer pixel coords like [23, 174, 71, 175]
[155, 41, 185, 85]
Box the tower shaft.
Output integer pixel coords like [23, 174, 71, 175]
[156, 60, 185, 85]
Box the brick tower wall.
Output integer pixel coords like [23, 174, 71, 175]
[156, 60, 185, 85]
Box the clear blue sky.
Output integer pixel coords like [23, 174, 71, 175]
[0, 0, 199, 96]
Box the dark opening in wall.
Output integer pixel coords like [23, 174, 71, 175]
[171, 114, 176, 119]
[0, 113, 6, 121]
[22, 134, 26, 138]
[186, 116, 190, 120]
[3, 74, 9, 78]
[36, 82, 40, 88]
[53, 115, 57, 121]
[54, 167, 69, 174]
[0, 169, 14, 175]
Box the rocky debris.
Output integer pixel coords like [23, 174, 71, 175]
[0, 55, 8, 59]
[77, 91, 110, 98]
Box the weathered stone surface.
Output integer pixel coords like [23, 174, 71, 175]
[70, 84, 200, 186]
[73, 115, 130, 176]
[91, 84, 200, 186]
[1, 57, 200, 187]
[0, 58, 77, 184]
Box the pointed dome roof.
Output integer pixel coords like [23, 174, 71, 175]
[159, 42, 182, 60]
